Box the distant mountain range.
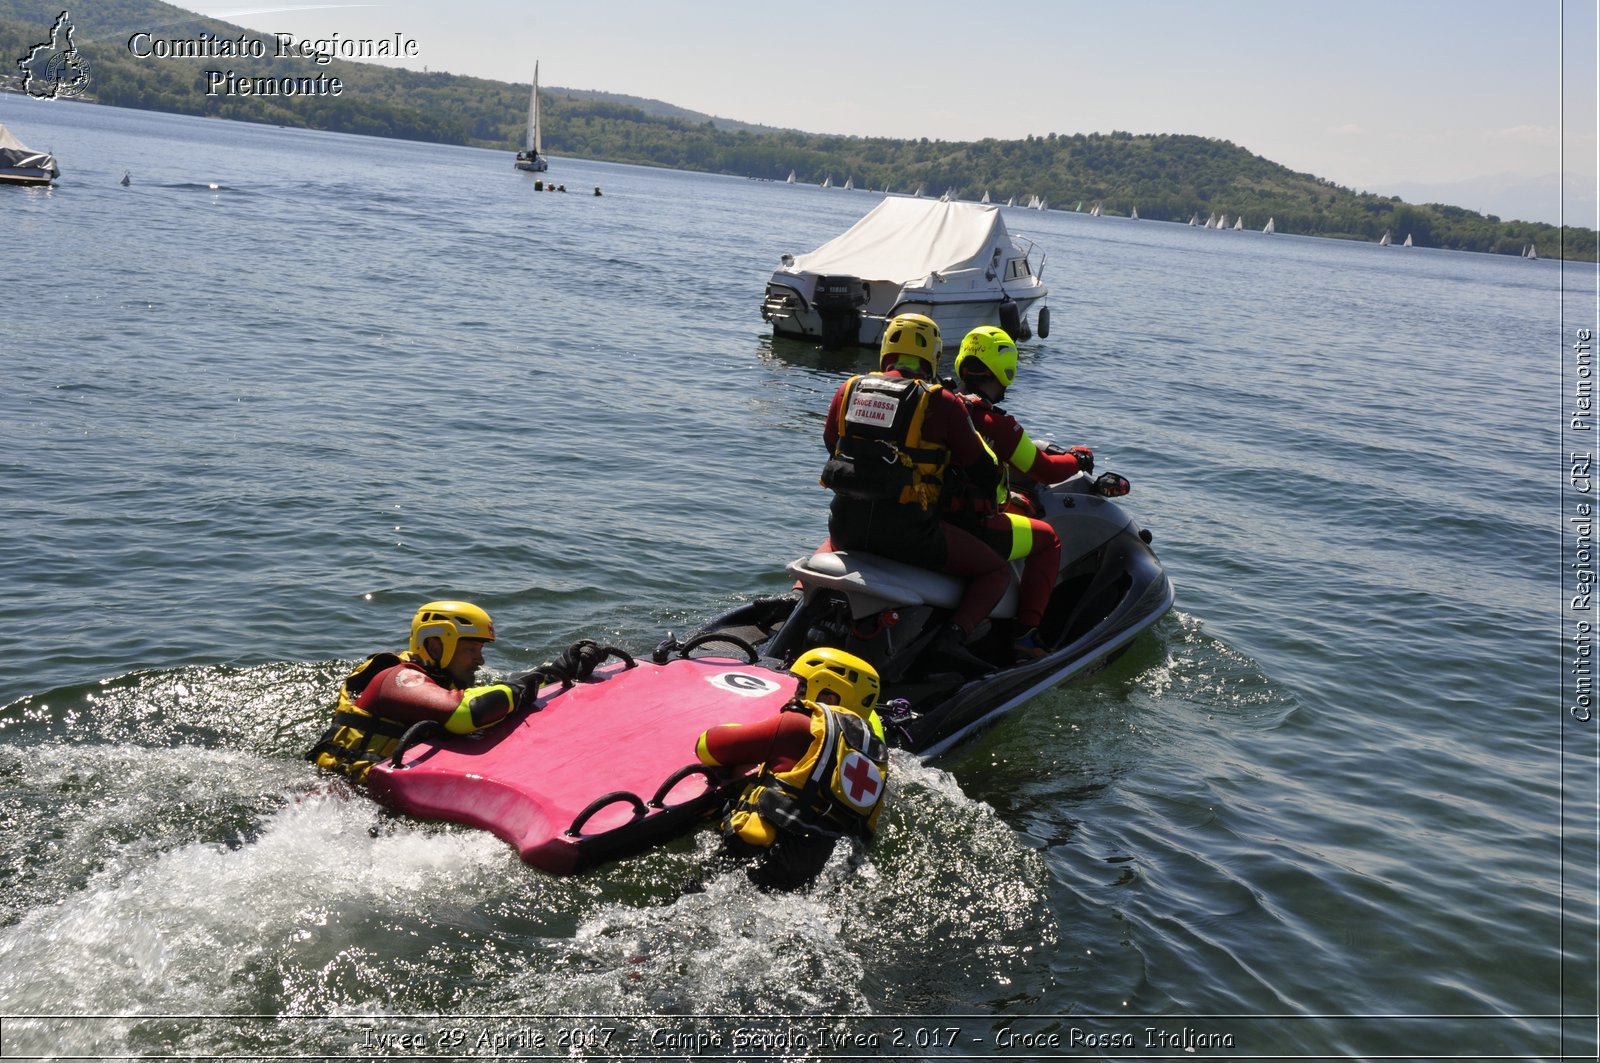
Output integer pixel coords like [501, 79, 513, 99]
[0, 0, 1590, 259]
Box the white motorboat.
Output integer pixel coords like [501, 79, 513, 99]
[760, 197, 1050, 350]
[0, 123, 58, 186]
[514, 62, 549, 173]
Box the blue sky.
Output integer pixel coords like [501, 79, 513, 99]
[191, 0, 1597, 225]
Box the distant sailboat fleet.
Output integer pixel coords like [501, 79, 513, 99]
[762, 176, 1553, 258]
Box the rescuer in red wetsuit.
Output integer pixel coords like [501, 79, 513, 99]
[945, 326, 1095, 660]
[305, 600, 535, 784]
[695, 647, 889, 891]
[821, 313, 1009, 665]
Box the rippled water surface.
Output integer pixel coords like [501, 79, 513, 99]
[1, 100, 1594, 1060]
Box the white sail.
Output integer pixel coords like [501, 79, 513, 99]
[1233, 216, 1243, 230]
[844, 176, 854, 190]
[1402, 233, 1412, 247]
[527, 63, 541, 153]
[786, 170, 796, 184]
[514, 62, 550, 171]
[1131, 206, 1140, 220]
[1263, 217, 1275, 234]
[1190, 213, 1200, 226]
[821, 175, 832, 188]
[1379, 230, 1392, 246]
[914, 184, 924, 198]
[1006, 195, 1015, 207]
[1528, 243, 1538, 260]
[980, 190, 991, 204]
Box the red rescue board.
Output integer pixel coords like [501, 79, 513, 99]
[366, 656, 795, 874]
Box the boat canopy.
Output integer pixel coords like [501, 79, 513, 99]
[785, 198, 1020, 286]
[0, 123, 58, 176]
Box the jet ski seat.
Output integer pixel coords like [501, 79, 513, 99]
[787, 550, 1020, 620]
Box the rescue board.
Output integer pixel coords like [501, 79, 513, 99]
[365, 654, 796, 874]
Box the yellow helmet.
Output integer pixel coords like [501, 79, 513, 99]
[409, 600, 495, 669]
[878, 313, 942, 376]
[955, 326, 1019, 388]
[790, 646, 880, 716]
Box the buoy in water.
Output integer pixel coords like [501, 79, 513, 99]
[120, 171, 130, 187]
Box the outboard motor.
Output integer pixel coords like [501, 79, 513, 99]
[814, 275, 865, 349]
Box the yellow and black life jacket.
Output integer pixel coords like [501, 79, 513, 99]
[821, 373, 950, 509]
[304, 651, 441, 785]
[722, 702, 890, 847]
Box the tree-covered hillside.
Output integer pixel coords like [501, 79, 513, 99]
[0, 1, 1590, 259]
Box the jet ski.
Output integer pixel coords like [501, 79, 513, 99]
[676, 465, 1174, 757]
[365, 465, 1172, 871]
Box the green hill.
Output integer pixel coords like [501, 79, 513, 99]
[1, 1, 1590, 260]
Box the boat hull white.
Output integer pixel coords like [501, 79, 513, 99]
[763, 278, 1049, 350]
[514, 152, 548, 173]
[0, 166, 56, 186]
[760, 199, 1051, 349]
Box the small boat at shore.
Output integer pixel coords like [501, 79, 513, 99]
[0, 123, 59, 186]
[760, 197, 1050, 349]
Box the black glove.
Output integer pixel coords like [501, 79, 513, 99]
[1069, 446, 1094, 474]
[505, 671, 545, 709]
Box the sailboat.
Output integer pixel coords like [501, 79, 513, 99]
[1378, 230, 1392, 246]
[980, 190, 991, 204]
[844, 176, 854, 190]
[1232, 216, 1243, 231]
[1089, 201, 1102, 217]
[1006, 195, 1016, 207]
[1262, 217, 1275, 234]
[514, 62, 549, 172]
[786, 170, 796, 184]
[1131, 207, 1140, 220]
[821, 175, 832, 188]
[1189, 213, 1200, 226]
[1524, 243, 1539, 260]
[1402, 233, 1413, 247]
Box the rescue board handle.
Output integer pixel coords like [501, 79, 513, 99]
[387, 719, 443, 769]
[651, 631, 760, 664]
[649, 763, 729, 809]
[566, 791, 648, 836]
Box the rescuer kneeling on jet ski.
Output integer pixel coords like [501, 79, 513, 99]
[694, 648, 890, 891]
[821, 313, 1009, 664]
[946, 326, 1095, 661]
[306, 601, 534, 784]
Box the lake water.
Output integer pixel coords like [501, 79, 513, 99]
[1, 99, 1594, 1060]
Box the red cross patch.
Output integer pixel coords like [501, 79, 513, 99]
[839, 750, 883, 809]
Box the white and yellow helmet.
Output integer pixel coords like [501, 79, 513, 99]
[878, 313, 942, 376]
[409, 600, 495, 669]
[790, 646, 880, 716]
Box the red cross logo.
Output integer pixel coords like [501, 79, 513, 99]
[840, 751, 882, 808]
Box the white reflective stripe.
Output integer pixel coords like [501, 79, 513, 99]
[809, 707, 839, 785]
